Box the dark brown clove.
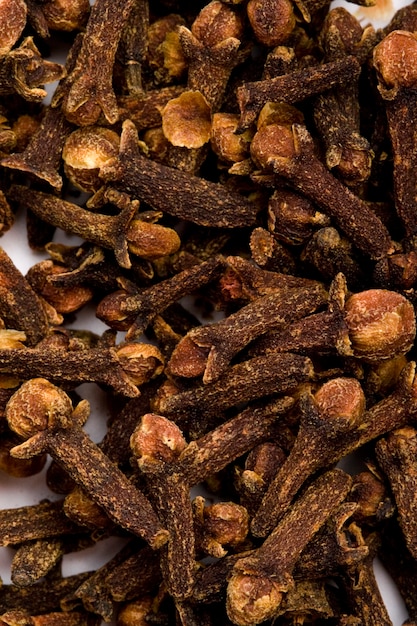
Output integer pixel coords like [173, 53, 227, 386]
[236, 56, 360, 131]
[155, 352, 311, 424]
[251, 360, 417, 537]
[226, 468, 352, 625]
[376, 426, 417, 560]
[178, 1, 245, 111]
[1, 107, 74, 191]
[0, 339, 164, 397]
[0, 37, 64, 102]
[373, 30, 417, 238]
[131, 414, 195, 600]
[10, 185, 181, 270]
[97, 255, 225, 338]
[0, 247, 51, 347]
[51, 0, 137, 125]
[250, 123, 394, 259]
[168, 282, 327, 382]
[99, 120, 259, 228]
[6, 378, 169, 549]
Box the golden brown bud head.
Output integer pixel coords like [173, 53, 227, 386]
[0, 0, 26, 55]
[162, 90, 211, 149]
[96, 290, 135, 331]
[6, 378, 74, 438]
[203, 502, 249, 547]
[257, 102, 304, 130]
[64, 486, 111, 529]
[117, 598, 154, 626]
[0, 435, 46, 477]
[192, 0, 244, 46]
[350, 472, 387, 520]
[11, 115, 41, 155]
[211, 113, 253, 163]
[250, 124, 296, 170]
[41, 0, 90, 31]
[227, 573, 283, 626]
[168, 335, 209, 378]
[0, 329, 26, 350]
[345, 289, 416, 360]
[314, 377, 366, 428]
[130, 413, 187, 468]
[29, 261, 93, 314]
[62, 127, 120, 193]
[247, 0, 296, 47]
[374, 30, 417, 91]
[116, 343, 164, 386]
[126, 220, 181, 260]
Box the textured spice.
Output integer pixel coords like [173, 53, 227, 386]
[1, 0, 417, 622]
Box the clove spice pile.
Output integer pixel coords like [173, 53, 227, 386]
[2, 0, 417, 624]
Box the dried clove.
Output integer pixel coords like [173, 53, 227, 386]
[226, 468, 352, 625]
[6, 378, 169, 549]
[99, 120, 259, 228]
[10, 185, 181, 269]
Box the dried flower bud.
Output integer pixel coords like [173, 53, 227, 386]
[6, 378, 77, 438]
[161, 90, 211, 149]
[211, 113, 253, 163]
[314, 377, 366, 428]
[11, 114, 41, 152]
[250, 124, 296, 169]
[203, 502, 249, 548]
[115, 343, 165, 386]
[117, 598, 154, 626]
[345, 289, 416, 360]
[257, 102, 304, 129]
[374, 30, 417, 94]
[247, 0, 296, 47]
[191, 0, 244, 46]
[41, 0, 90, 32]
[130, 413, 187, 468]
[64, 486, 111, 529]
[27, 261, 93, 314]
[147, 14, 187, 85]
[95, 290, 136, 331]
[349, 471, 389, 520]
[0, 435, 46, 477]
[0, 0, 27, 55]
[227, 573, 283, 626]
[0, 329, 26, 349]
[126, 219, 181, 260]
[268, 189, 329, 246]
[62, 126, 120, 193]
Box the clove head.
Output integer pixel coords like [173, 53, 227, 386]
[6, 378, 77, 438]
[373, 30, 417, 96]
[62, 126, 120, 193]
[344, 289, 416, 360]
[0, 0, 27, 55]
[226, 572, 284, 625]
[161, 90, 211, 149]
[126, 220, 181, 261]
[130, 413, 187, 470]
[247, 0, 296, 47]
[41, 0, 90, 32]
[314, 377, 366, 429]
[191, 0, 244, 46]
[115, 343, 165, 387]
[250, 123, 296, 170]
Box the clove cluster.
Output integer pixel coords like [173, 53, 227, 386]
[1, 0, 417, 625]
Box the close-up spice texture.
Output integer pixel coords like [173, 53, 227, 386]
[1, 0, 417, 624]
